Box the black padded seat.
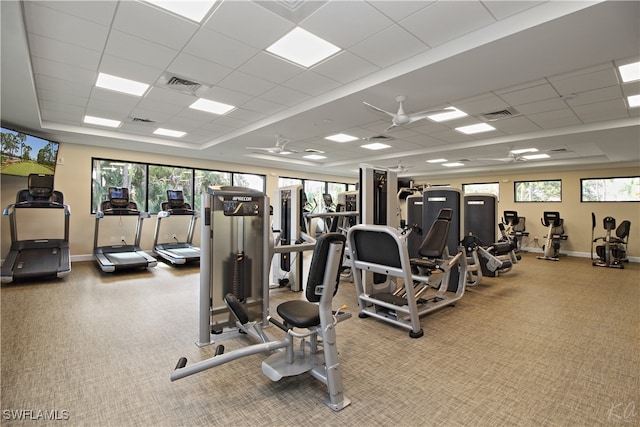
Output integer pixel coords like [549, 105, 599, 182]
[277, 300, 320, 329]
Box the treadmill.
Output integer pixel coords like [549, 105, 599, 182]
[93, 187, 157, 273]
[153, 190, 200, 265]
[1, 173, 71, 283]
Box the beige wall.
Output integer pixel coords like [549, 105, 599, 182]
[415, 167, 639, 259]
[1, 141, 638, 261]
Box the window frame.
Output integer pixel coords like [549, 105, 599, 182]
[580, 176, 640, 202]
[514, 179, 562, 203]
[462, 181, 500, 200]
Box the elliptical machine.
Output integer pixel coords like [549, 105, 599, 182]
[591, 213, 631, 269]
[537, 211, 567, 261]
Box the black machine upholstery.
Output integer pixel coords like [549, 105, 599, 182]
[416, 208, 452, 259]
[615, 220, 631, 243]
[276, 233, 346, 328]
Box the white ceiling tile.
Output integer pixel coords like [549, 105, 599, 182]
[86, 89, 142, 117]
[225, 108, 267, 123]
[127, 107, 174, 123]
[38, 88, 87, 108]
[105, 30, 179, 71]
[238, 52, 305, 85]
[259, 85, 310, 106]
[572, 99, 629, 123]
[28, 34, 101, 71]
[621, 82, 640, 98]
[480, 1, 545, 20]
[490, 116, 541, 134]
[301, 1, 394, 49]
[35, 74, 93, 98]
[312, 51, 379, 84]
[566, 86, 623, 107]
[349, 24, 429, 69]
[218, 71, 277, 97]
[203, 1, 295, 50]
[166, 53, 233, 87]
[31, 0, 117, 26]
[200, 86, 253, 108]
[24, 3, 109, 51]
[515, 98, 567, 115]
[550, 68, 619, 95]
[32, 57, 96, 87]
[399, 1, 496, 47]
[99, 54, 164, 86]
[452, 93, 510, 116]
[527, 108, 581, 129]
[183, 28, 259, 69]
[497, 83, 559, 106]
[367, 1, 433, 22]
[112, 1, 199, 50]
[282, 71, 341, 97]
[40, 106, 85, 125]
[241, 98, 287, 115]
[144, 87, 197, 109]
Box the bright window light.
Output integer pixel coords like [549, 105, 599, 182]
[144, 1, 217, 23]
[96, 73, 149, 96]
[83, 115, 121, 128]
[303, 154, 327, 160]
[628, 94, 640, 108]
[427, 158, 447, 163]
[189, 98, 235, 115]
[511, 148, 538, 154]
[361, 142, 390, 150]
[427, 107, 467, 122]
[522, 153, 550, 160]
[618, 61, 640, 83]
[442, 162, 464, 167]
[325, 133, 358, 143]
[154, 128, 186, 138]
[266, 27, 341, 68]
[455, 123, 496, 134]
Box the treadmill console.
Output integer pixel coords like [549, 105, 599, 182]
[167, 190, 185, 208]
[28, 173, 54, 199]
[109, 187, 129, 207]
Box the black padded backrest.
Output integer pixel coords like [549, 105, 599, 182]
[418, 208, 452, 258]
[616, 220, 631, 239]
[352, 229, 402, 268]
[305, 233, 346, 303]
[503, 210, 519, 226]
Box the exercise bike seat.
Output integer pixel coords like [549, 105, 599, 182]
[277, 301, 320, 328]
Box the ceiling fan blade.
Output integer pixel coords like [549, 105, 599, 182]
[246, 147, 273, 151]
[363, 101, 396, 118]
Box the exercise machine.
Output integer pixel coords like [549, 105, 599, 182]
[537, 211, 567, 261]
[172, 233, 351, 411]
[153, 190, 200, 265]
[502, 210, 529, 252]
[94, 187, 157, 273]
[460, 235, 510, 286]
[1, 173, 71, 283]
[359, 164, 398, 227]
[591, 213, 631, 269]
[198, 186, 271, 345]
[348, 208, 467, 338]
[271, 185, 315, 291]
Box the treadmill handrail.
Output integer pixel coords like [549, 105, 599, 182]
[4, 202, 71, 216]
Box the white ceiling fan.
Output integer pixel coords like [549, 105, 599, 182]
[476, 148, 553, 163]
[388, 160, 414, 173]
[246, 135, 298, 155]
[363, 95, 451, 132]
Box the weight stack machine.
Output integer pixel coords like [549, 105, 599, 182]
[463, 193, 501, 277]
[198, 186, 270, 346]
[271, 185, 305, 291]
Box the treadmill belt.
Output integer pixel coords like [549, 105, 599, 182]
[13, 248, 60, 279]
[106, 252, 147, 265]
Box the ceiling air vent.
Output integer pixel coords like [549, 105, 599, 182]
[362, 134, 395, 141]
[480, 107, 521, 121]
[547, 148, 568, 153]
[157, 73, 210, 96]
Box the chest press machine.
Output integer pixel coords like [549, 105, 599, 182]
[348, 208, 467, 338]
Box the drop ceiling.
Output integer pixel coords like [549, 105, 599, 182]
[1, 0, 638, 179]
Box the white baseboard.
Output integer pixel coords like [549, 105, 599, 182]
[519, 248, 639, 263]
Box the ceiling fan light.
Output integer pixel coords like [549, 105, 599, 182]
[511, 148, 538, 154]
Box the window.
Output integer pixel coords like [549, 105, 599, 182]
[92, 159, 146, 212]
[194, 170, 232, 212]
[233, 173, 265, 191]
[462, 182, 499, 200]
[278, 177, 302, 188]
[304, 180, 326, 213]
[514, 180, 562, 202]
[148, 165, 193, 213]
[581, 176, 640, 202]
[327, 182, 347, 207]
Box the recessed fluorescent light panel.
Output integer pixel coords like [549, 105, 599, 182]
[627, 94, 640, 108]
[442, 162, 464, 167]
[618, 61, 640, 83]
[303, 154, 327, 160]
[325, 133, 358, 143]
[455, 123, 496, 134]
[511, 148, 538, 154]
[522, 153, 550, 160]
[427, 158, 447, 163]
[95, 73, 149, 96]
[154, 128, 186, 138]
[267, 27, 341, 68]
[144, 0, 217, 23]
[189, 98, 235, 115]
[361, 142, 390, 150]
[427, 107, 467, 122]
[83, 115, 121, 128]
